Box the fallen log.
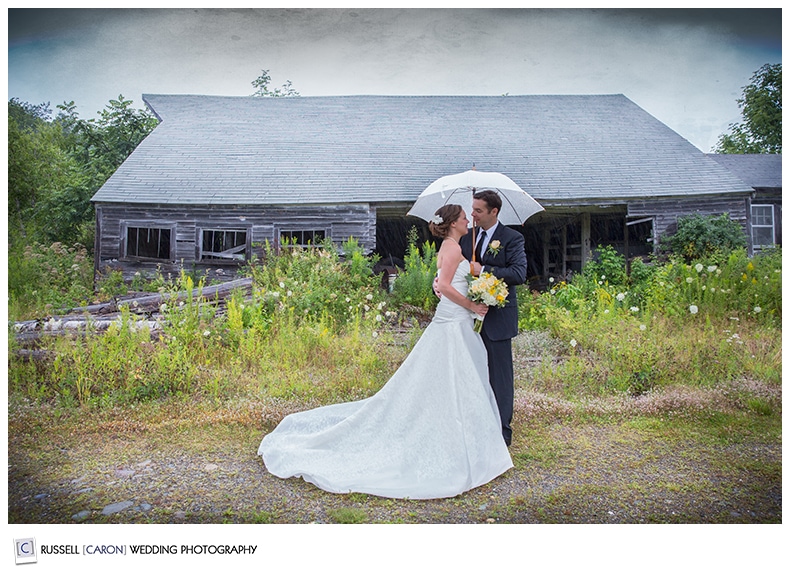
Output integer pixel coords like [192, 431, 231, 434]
[12, 277, 254, 344]
[58, 277, 254, 315]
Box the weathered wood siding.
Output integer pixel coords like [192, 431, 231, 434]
[627, 195, 750, 250]
[95, 203, 376, 282]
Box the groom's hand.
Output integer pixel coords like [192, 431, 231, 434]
[470, 261, 483, 276]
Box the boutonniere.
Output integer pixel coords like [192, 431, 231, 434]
[487, 239, 502, 256]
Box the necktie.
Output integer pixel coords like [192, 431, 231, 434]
[474, 229, 486, 262]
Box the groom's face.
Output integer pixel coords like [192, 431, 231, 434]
[472, 199, 498, 230]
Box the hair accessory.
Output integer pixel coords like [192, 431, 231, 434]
[431, 215, 444, 224]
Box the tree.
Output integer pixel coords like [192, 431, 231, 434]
[714, 63, 781, 154]
[250, 69, 300, 97]
[8, 96, 158, 247]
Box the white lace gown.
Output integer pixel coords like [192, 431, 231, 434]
[257, 260, 513, 499]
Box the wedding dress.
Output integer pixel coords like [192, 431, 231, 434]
[257, 259, 513, 499]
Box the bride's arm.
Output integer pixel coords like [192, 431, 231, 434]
[437, 244, 488, 315]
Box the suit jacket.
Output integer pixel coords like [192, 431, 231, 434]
[460, 224, 527, 341]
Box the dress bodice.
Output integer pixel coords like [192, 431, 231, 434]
[433, 259, 474, 324]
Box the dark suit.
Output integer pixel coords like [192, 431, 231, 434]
[460, 224, 527, 445]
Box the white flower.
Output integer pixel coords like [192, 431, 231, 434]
[689, 305, 699, 314]
[601, 275, 606, 280]
[630, 306, 639, 312]
[549, 277, 555, 283]
[160, 303, 167, 313]
[279, 282, 285, 288]
[366, 293, 374, 300]
[287, 290, 293, 297]
[604, 309, 610, 314]
[616, 292, 626, 301]
[203, 330, 211, 337]
[570, 339, 577, 348]
[431, 214, 444, 224]
[376, 314, 383, 322]
[686, 277, 694, 284]
[695, 263, 704, 273]
[639, 324, 647, 331]
[707, 265, 717, 273]
[754, 306, 762, 313]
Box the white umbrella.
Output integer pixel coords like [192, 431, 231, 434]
[407, 169, 544, 226]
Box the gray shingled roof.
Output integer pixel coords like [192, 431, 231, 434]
[91, 94, 753, 206]
[705, 153, 782, 190]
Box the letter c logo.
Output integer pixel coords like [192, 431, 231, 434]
[19, 541, 32, 555]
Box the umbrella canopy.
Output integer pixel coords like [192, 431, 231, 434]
[407, 170, 544, 226]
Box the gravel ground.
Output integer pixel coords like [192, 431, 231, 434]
[8, 333, 782, 524]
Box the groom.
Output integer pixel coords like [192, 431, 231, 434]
[461, 189, 527, 446]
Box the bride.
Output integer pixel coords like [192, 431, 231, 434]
[258, 204, 513, 499]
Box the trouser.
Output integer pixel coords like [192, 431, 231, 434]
[481, 331, 514, 446]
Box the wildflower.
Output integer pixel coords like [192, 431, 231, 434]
[376, 314, 383, 322]
[707, 265, 717, 273]
[686, 277, 694, 284]
[630, 306, 639, 313]
[604, 309, 610, 314]
[747, 262, 755, 272]
[570, 339, 577, 348]
[287, 290, 293, 297]
[695, 263, 704, 273]
[160, 303, 167, 313]
[601, 275, 606, 280]
[372, 331, 379, 338]
[279, 281, 285, 288]
[754, 306, 762, 313]
[639, 324, 646, 331]
[203, 330, 211, 337]
[549, 277, 555, 283]
[616, 292, 626, 301]
[689, 305, 699, 314]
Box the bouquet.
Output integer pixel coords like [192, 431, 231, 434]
[466, 272, 509, 333]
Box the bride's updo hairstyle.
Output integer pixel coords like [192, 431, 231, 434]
[428, 204, 463, 239]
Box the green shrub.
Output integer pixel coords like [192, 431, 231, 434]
[664, 213, 747, 263]
[8, 242, 94, 319]
[389, 226, 438, 313]
[247, 237, 388, 329]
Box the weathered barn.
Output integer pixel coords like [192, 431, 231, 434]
[90, 94, 779, 286]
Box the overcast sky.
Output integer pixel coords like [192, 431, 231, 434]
[7, 7, 782, 152]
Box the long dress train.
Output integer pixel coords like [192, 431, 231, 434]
[257, 259, 513, 499]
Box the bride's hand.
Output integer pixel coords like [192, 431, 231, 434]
[470, 302, 489, 316]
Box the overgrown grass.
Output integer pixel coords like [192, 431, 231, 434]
[7, 241, 782, 414]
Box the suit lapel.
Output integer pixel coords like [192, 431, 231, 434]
[480, 223, 504, 265]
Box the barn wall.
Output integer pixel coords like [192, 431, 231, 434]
[627, 195, 750, 250]
[95, 203, 376, 282]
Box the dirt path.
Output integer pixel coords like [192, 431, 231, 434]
[8, 390, 781, 524]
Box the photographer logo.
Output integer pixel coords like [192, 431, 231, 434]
[14, 538, 37, 565]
